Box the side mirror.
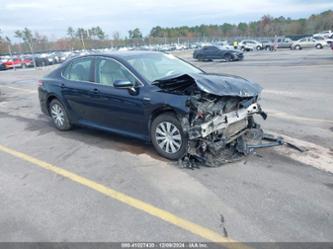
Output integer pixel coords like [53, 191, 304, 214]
[113, 80, 135, 89]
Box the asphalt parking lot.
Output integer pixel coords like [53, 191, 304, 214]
[0, 48, 333, 243]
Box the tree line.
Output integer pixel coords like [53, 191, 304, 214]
[149, 10, 333, 38]
[0, 10, 332, 54]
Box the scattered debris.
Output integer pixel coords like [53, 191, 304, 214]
[154, 73, 305, 169]
[219, 214, 228, 237]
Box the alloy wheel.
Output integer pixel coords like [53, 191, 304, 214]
[155, 121, 182, 154]
[51, 103, 65, 128]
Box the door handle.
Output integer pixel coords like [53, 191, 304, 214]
[92, 88, 99, 94]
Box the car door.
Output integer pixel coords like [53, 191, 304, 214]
[61, 56, 100, 122]
[310, 38, 320, 48]
[304, 38, 313, 48]
[203, 46, 214, 59]
[247, 41, 255, 50]
[89, 57, 146, 138]
[211, 47, 223, 59]
[298, 38, 306, 48]
[284, 38, 292, 48]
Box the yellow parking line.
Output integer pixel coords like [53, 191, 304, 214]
[0, 144, 249, 248]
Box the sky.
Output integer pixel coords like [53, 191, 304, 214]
[1, 0, 333, 41]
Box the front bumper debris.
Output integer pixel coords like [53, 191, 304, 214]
[180, 131, 304, 169]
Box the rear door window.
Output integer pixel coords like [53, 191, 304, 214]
[63, 57, 93, 82]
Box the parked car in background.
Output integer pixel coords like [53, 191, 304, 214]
[39, 53, 55, 65]
[0, 56, 9, 70]
[193, 45, 243, 61]
[313, 35, 333, 46]
[3, 56, 32, 69]
[238, 40, 263, 51]
[214, 41, 234, 50]
[2, 56, 21, 69]
[313, 30, 333, 39]
[56, 52, 72, 62]
[261, 40, 274, 50]
[0, 59, 6, 70]
[276, 37, 293, 49]
[291, 37, 327, 50]
[20, 56, 35, 68]
[20, 56, 34, 68]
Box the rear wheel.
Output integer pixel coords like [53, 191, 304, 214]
[256, 45, 261, 51]
[315, 44, 323, 49]
[295, 45, 301, 50]
[49, 99, 71, 131]
[151, 113, 187, 160]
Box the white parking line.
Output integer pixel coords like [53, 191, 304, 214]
[0, 85, 37, 94]
[267, 109, 333, 124]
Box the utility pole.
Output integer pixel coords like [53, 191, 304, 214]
[80, 31, 86, 50]
[28, 37, 37, 69]
[6, 37, 16, 71]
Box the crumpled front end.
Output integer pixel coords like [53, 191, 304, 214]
[180, 92, 267, 167]
[153, 73, 270, 168]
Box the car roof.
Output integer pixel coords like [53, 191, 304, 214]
[70, 51, 167, 61]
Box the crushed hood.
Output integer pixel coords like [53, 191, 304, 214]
[153, 73, 262, 97]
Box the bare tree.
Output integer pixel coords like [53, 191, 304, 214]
[15, 28, 36, 68]
[67, 27, 75, 50]
[112, 31, 120, 47]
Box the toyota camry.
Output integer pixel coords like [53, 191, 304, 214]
[38, 51, 267, 166]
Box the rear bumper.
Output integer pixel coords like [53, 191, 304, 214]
[38, 87, 49, 115]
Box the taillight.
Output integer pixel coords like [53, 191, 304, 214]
[38, 80, 44, 87]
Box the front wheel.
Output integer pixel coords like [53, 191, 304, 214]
[223, 53, 233, 62]
[316, 44, 323, 49]
[49, 99, 72, 131]
[151, 113, 187, 160]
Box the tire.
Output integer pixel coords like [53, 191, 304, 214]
[49, 99, 71, 131]
[295, 45, 301, 50]
[316, 44, 323, 49]
[256, 45, 261, 51]
[223, 53, 233, 62]
[151, 113, 188, 160]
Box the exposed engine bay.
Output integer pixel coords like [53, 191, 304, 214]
[153, 73, 295, 168]
[180, 92, 269, 167]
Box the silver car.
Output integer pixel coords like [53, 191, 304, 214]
[291, 37, 327, 50]
[238, 40, 262, 51]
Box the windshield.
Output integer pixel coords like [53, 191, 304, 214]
[125, 53, 202, 82]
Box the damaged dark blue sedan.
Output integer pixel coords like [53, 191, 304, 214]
[38, 51, 266, 166]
